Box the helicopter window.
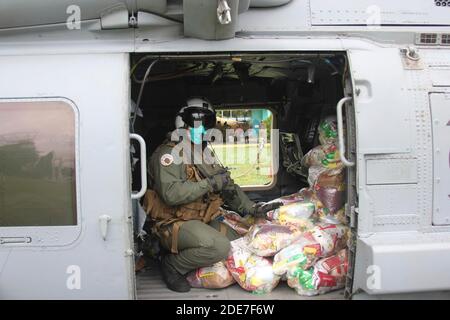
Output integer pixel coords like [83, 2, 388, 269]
[212, 108, 275, 188]
[0, 100, 77, 227]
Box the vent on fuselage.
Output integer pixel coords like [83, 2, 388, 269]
[416, 33, 450, 46]
[418, 33, 438, 44]
[441, 34, 450, 45]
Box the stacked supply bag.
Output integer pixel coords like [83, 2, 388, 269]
[270, 116, 350, 296]
[226, 238, 281, 294]
[301, 116, 346, 224]
[189, 117, 349, 296]
[186, 261, 236, 289]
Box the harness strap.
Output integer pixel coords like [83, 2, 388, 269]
[219, 223, 227, 235]
[171, 221, 184, 254]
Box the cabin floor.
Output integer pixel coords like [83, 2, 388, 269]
[135, 259, 344, 300]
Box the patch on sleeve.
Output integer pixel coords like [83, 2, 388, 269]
[160, 154, 174, 166]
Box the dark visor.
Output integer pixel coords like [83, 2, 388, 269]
[181, 107, 216, 129]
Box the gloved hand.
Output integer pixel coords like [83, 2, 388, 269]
[251, 201, 283, 218]
[207, 172, 231, 193]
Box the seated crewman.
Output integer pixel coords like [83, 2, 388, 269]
[143, 97, 280, 292]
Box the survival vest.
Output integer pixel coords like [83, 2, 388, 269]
[143, 162, 224, 254]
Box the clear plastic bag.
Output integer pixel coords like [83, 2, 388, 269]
[266, 192, 307, 220]
[218, 210, 252, 235]
[245, 223, 303, 257]
[308, 165, 344, 187]
[318, 116, 338, 146]
[314, 183, 345, 213]
[272, 232, 321, 275]
[269, 201, 315, 231]
[267, 192, 306, 206]
[309, 167, 346, 224]
[316, 167, 345, 188]
[287, 249, 348, 296]
[226, 238, 280, 294]
[310, 223, 350, 255]
[301, 144, 342, 169]
[314, 206, 346, 225]
[186, 261, 236, 289]
[272, 222, 349, 276]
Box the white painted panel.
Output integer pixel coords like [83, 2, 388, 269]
[0, 0, 134, 29]
[0, 54, 134, 299]
[367, 185, 418, 217]
[431, 68, 450, 87]
[349, 49, 412, 154]
[366, 158, 418, 185]
[310, 0, 450, 26]
[354, 232, 450, 294]
[238, 0, 310, 31]
[430, 93, 450, 225]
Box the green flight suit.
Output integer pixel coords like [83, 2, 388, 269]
[148, 139, 255, 275]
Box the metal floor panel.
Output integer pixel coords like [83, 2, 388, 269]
[136, 260, 344, 300]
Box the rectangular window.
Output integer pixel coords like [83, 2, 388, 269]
[0, 101, 76, 227]
[212, 108, 274, 188]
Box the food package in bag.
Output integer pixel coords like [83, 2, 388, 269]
[226, 238, 280, 294]
[301, 144, 342, 169]
[316, 166, 345, 188]
[266, 192, 307, 221]
[318, 116, 338, 146]
[311, 223, 350, 254]
[218, 210, 252, 235]
[308, 165, 344, 188]
[272, 232, 320, 275]
[287, 249, 348, 296]
[245, 223, 302, 257]
[270, 202, 315, 231]
[315, 206, 347, 225]
[272, 223, 348, 276]
[310, 167, 346, 224]
[186, 261, 235, 289]
[314, 182, 345, 214]
[267, 192, 306, 206]
[266, 189, 316, 221]
[307, 166, 328, 186]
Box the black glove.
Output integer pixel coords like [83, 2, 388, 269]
[207, 172, 231, 193]
[251, 201, 283, 218]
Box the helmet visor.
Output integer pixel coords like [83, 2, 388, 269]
[181, 107, 216, 129]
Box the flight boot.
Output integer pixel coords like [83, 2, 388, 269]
[160, 255, 191, 293]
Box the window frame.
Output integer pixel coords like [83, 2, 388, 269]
[0, 97, 81, 247]
[213, 104, 278, 192]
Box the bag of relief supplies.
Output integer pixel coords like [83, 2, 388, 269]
[301, 143, 341, 169]
[307, 163, 344, 186]
[226, 238, 280, 294]
[310, 223, 350, 255]
[186, 261, 235, 289]
[272, 223, 350, 276]
[245, 223, 302, 257]
[218, 209, 253, 235]
[318, 116, 338, 146]
[272, 231, 323, 275]
[266, 194, 301, 221]
[268, 201, 315, 231]
[311, 168, 346, 224]
[266, 189, 314, 220]
[287, 249, 348, 296]
[267, 192, 306, 206]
